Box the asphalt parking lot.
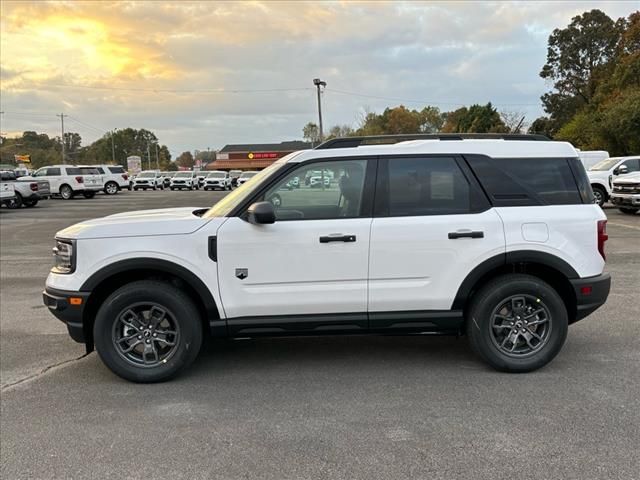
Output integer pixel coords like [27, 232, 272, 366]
[1, 191, 638, 479]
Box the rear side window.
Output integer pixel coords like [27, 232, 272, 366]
[66, 168, 80, 175]
[78, 167, 99, 175]
[108, 166, 125, 174]
[466, 156, 583, 206]
[47, 168, 61, 176]
[376, 157, 488, 216]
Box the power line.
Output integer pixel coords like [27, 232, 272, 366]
[66, 116, 108, 135]
[19, 83, 314, 94]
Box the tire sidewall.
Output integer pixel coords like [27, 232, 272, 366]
[468, 276, 568, 372]
[94, 282, 202, 382]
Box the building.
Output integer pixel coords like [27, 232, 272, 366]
[207, 141, 311, 171]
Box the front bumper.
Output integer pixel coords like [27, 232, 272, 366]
[610, 193, 640, 207]
[43, 287, 91, 343]
[570, 273, 611, 323]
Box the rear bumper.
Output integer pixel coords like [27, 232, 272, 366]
[570, 273, 611, 323]
[610, 193, 640, 207]
[42, 287, 91, 343]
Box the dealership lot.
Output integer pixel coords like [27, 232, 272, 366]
[1, 191, 638, 479]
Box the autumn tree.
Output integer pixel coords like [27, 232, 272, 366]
[176, 151, 195, 169]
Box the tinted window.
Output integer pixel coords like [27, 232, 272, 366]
[621, 159, 640, 172]
[47, 168, 61, 176]
[78, 167, 99, 174]
[66, 168, 80, 175]
[262, 159, 368, 220]
[108, 166, 125, 174]
[385, 157, 472, 216]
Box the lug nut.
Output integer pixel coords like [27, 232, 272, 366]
[153, 333, 157, 337]
[137, 335, 142, 340]
[145, 340, 150, 344]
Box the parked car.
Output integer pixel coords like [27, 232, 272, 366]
[587, 156, 640, 207]
[79, 165, 129, 195]
[236, 171, 258, 186]
[203, 171, 231, 191]
[43, 134, 611, 382]
[229, 170, 243, 187]
[133, 171, 164, 190]
[23, 165, 103, 199]
[0, 181, 16, 207]
[196, 171, 208, 188]
[0, 170, 50, 208]
[162, 172, 176, 188]
[170, 171, 199, 190]
[610, 171, 640, 215]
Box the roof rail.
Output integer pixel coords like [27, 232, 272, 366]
[315, 133, 550, 150]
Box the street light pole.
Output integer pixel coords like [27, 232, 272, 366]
[56, 113, 67, 163]
[147, 145, 151, 170]
[155, 143, 159, 170]
[313, 78, 327, 142]
[111, 130, 116, 165]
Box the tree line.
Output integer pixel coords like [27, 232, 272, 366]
[304, 9, 639, 156]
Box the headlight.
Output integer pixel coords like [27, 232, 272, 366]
[52, 239, 75, 274]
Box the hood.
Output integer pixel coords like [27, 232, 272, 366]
[57, 207, 214, 240]
[613, 172, 640, 184]
[587, 170, 609, 180]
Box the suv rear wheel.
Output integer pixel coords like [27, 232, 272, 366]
[466, 274, 567, 373]
[94, 280, 203, 382]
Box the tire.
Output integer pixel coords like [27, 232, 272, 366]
[170, 187, 175, 191]
[466, 274, 568, 373]
[619, 207, 639, 215]
[134, 187, 139, 191]
[104, 181, 119, 195]
[6, 192, 23, 209]
[93, 280, 203, 383]
[83, 192, 96, 199]
[23, 199, 38, 207]
[59, 184, 74, 200]
[152, 185, 157, 191]
[592, 185, 607, 207]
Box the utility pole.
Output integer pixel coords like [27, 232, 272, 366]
[111, 130, 116, 165]
[313, 78, 327, 142]
[147, 144, 151, 170]
[56, 113, 67, 162]
[155, 143, 159, 170]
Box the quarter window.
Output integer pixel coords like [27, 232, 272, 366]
[261, 159, 368, 220]
[385, 157, 473, 216]
[108, 166, 125, 174]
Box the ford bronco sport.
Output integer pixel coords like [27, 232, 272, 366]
[43, 134, 611, 382]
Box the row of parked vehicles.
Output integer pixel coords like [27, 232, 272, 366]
[131, 170, 258, 191]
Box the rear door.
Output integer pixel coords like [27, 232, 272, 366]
[368, 155, 505, 330]
[216, 157, 375, 335]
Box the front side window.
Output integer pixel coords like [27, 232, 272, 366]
[261, 159, 368, 220]
[384, 157, 472, 216]
[621, 159, 640, 172]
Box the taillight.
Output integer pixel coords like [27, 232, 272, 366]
[122, 174, 128, 180]
[597, 220, 608, 260]
[30, 183, 38, 192]
[75, 176, 84, 183]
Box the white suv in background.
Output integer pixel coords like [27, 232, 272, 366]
[587, 156, 640, 206]
[203, 171, 231, 190]
[170, 171, 199, 190]
[132, 171, 164, 190]
[80, 165, 129, 195]
[26, 165, 104, 199]
[610, 171, 640, 215]
[236, 171, 258, 186]
[43, 134, 610, 382]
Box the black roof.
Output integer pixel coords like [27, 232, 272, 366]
[219, 141, 312, 153]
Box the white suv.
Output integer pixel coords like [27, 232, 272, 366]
[587, 156, 640, 206]
[26, 165, 104, 199]
[170, 171, 199, 190]
[203, 171, 231, 191]
[133, 171, 164, 190]
[80, 165, 129, 195]
[43, 134, 611, 382]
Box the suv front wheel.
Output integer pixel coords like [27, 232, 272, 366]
[466, 274, 568, 373]
[94, 280, 203, 382]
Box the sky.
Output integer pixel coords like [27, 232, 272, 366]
[0, 0, 636, 157]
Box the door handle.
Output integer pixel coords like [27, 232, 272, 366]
[448, 231, 484, 239]
[319, 234, 356, 243]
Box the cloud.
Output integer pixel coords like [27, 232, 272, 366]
[1, 1, 636, 155]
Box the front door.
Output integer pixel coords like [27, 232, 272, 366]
[216, 157, 374, 336]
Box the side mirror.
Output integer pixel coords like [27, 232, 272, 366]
[616, 165, 629, 175]
[247, 201, 276, 225]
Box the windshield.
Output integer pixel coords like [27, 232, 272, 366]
[203, 160, 287, 218]
[175, 172, 193, 178]
[208, 172, 225, 178]
[138, 172, 155, 178]
[240, 172, 257, 179]
[589, 158, 620, 171]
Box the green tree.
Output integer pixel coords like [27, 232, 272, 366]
[441, 103, 507, 133]
[302, 122, 320, 145]
[355, 105, 444, 136]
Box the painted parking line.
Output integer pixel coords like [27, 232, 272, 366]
[608, 222, 640, 231]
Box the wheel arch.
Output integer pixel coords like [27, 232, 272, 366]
[80, 258, 223, 351]
[453, 251, 578, 323]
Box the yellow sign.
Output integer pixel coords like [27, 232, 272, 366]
[14, 154, 31, 164]
[247, 152, 254, 159]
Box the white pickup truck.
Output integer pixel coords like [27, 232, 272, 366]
[22, 165, 104, 200]
[0, 170, 51, 208]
